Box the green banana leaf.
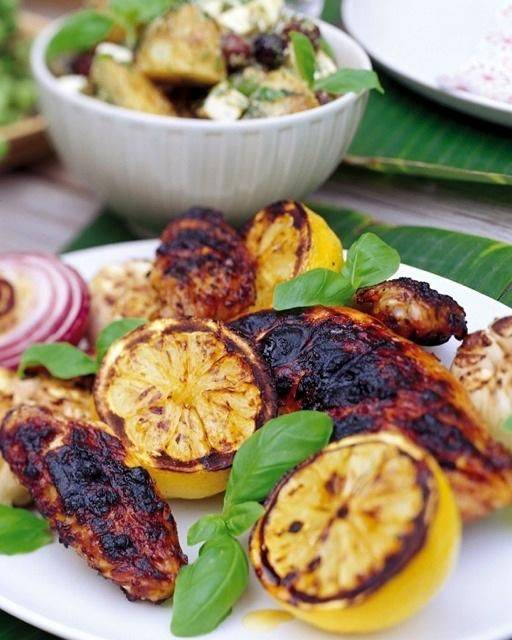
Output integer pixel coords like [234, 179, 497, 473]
[323, 0, 512, 185]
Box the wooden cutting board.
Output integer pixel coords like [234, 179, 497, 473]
[0, 11, 52, 171]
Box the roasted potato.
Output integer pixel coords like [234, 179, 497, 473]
[88, 259, 163, 342]
[244, 68, 318, 118]
[151, 207, 256, 321]
[91, 56, 176, 115]
[136, 4, 226, 86]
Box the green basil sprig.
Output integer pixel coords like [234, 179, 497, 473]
[273, 232, 400, 310]
[171, 536, 248, 637]
[47, 10, 114, 61]
[47, 0, 186, 60]
[18, 317, 146, 379]
[0, 505, 52, 555]
[290, 30, 383, 95]
[171, 410, 333, 637]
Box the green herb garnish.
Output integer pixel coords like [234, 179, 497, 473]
[315, 69, 384, 95]
[252, 86, 294, 102]
[18, 317, 146, 379]
[502, 415, 512, 432]
[290, 31, 316, 88]
[47, 10, 114, 61]
[171, 410, 333, 637]
[0, 505, 52, 555]
[274, 232, 400, 310]
[0, 0, 37, 126]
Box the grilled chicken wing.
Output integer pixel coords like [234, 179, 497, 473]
[0, 406, 186, 601]
[355, 277, 467, 346]
[151, 207, 256, 321]
[231, 306, 512, 521]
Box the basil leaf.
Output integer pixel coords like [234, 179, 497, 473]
[318, 36, 336, 61]
[187, 515, 228, 546]
[224, 501, 264, 536]
[273, 268, 353, 310]
[502, 415, 512, 432]
[47, 10, 114, 61]
[314, 69, 384, 95]
[223, 411, 333, 511]
[0, 505, 52, 555]
[18, 343, 97, 380]
[252, 86, 294, 102]
[341, 232, 400, 291]
[290, 31, 315, 88]
[95, 317, 146, 364]
[171, 535, 248, 637]
[109, 0, 186, 26]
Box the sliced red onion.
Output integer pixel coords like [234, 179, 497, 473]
[0, 253, 90, 370]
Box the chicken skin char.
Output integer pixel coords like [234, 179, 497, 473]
[151, 207, 256, 321]
[355, 277, 467, 346]
[0, 405, 186, 602]
[231, 306, 512, 521]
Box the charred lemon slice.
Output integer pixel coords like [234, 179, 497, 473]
[250, 432, 460, 633]
[94, 318, 277, 499]
[243, 201, 343, 310]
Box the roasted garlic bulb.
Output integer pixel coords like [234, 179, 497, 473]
[451, 316, 512, 449]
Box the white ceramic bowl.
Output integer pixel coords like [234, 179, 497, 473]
[31, 17, 371, 230]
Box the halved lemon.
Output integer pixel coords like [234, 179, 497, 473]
[243, 201, 343, 310]
[250, 432, 460, 633]
[94, 318, 277, 499]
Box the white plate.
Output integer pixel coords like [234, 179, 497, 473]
[342, 0, 512, 128]
[0, 240, 511, 640]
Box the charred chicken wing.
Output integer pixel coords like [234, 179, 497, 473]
[231, 306, 512, 521]
[0, 405, 186, 601]
[355, 277, 467, 346]
[151, 207, 256, 321]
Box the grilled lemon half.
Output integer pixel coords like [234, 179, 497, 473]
[94, 318, 276, 499]
[243, 201, 343, 310]
[250, 432, 460, 633]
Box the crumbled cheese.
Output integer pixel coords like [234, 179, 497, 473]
[57, 75, 89, 94]
[202, 82, 249, 120]
[314, 50, 337, 81]
[199, 0, 225, 19]
[95, 42, 134, 65]
[217, 0, 283, 35]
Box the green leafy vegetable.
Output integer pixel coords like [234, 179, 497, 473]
[223, 410, 333, 511]
[314, 69, 384, 95]
[175, 410, 333, 635]
[46, 10, 114, 61]
[223, 501, 265, 537]
[290, 31, 315, 88]
[318, 36, 335, 61]
[0, 505, 52, 555]
[171, 535, 248, 637]
[0, 0, 37, 126]
[502, 415, 512, 432]
[252, 86, 294, 102]
[187, 515, 228, 546]
[109, 0, 182, 27]
[95, 317, 146, 363]
[18, 317, 146, 379]
[18, 343, 97, 379]
[273, 232, 400, 310]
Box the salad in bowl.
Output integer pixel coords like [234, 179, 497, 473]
[45, 0, 381, 121]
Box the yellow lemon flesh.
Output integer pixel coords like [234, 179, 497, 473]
[244, 201, 343, 310]
[94, 318, 277, 499]
[250, 432, 461, 633]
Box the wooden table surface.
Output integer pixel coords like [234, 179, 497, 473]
[1, 0, 511, 253]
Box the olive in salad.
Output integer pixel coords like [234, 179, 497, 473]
[47, 0, 382, 121]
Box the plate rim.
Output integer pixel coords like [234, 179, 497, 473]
[341, 0, 512, 127]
